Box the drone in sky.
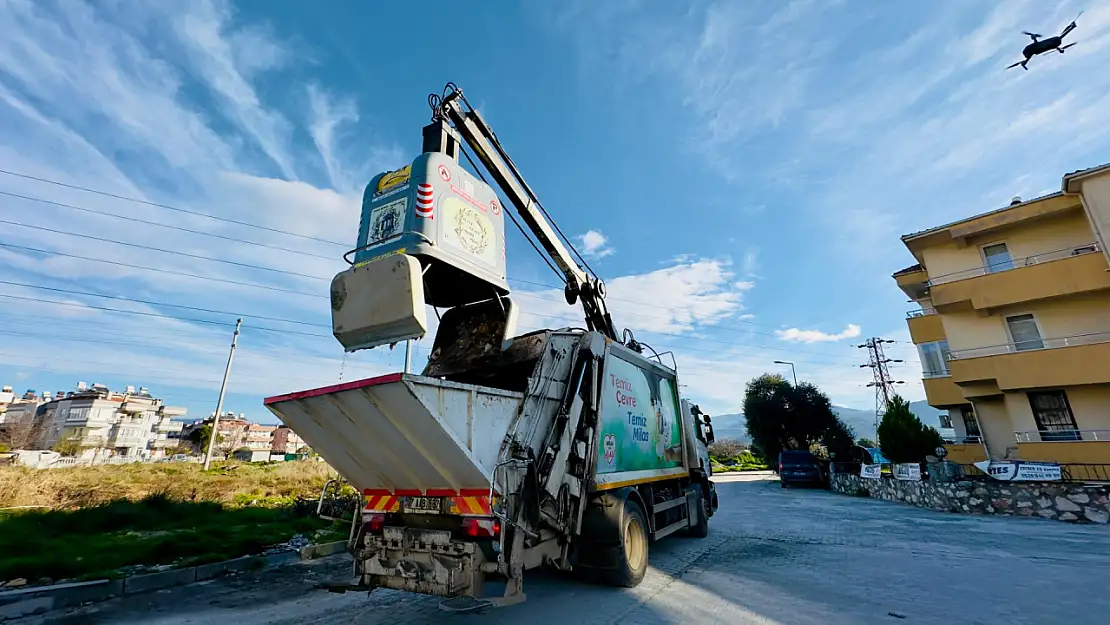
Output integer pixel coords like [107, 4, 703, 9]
[1006, 11, 1083, 70]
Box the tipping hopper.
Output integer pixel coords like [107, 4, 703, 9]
[263, 373, 522, 495]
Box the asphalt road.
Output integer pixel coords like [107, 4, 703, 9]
[20, 472, 1110, 624]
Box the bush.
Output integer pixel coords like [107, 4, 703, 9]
[708, 438, 748, 462]
[877, 395, 943, 464]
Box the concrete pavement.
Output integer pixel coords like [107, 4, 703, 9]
[15, 472, 1110, 624]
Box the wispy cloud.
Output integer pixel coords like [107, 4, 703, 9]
[777, 324, 861, 344]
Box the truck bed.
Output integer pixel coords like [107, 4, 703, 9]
[263, 373, 523, 495]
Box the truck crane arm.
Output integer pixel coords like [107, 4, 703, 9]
[426, 83, 622, 343]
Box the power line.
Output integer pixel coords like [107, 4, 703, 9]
[0, 241, 326, 299]
[2, 196, 861, 358]
[0, 168, 348, 247]
[0, 231, 865, 361]
[0, 182, 866, 363]
[0, 278, 329, 328]
[0, 279, 864, 368]
[0, 293, 332, 340]
[0, 218, 329, 281]
[0, 189, 336, 260]
[3, 168, 803, 334]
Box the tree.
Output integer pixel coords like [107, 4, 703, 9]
[0, 415, 45, 451]
[877, 395, 944, 464]
[743, 373, 838, 465]
[856, 438, 876, 449]
[820, 417, 856, 462]
[188, 425, 221, 454]
[52, 438, 82, 457]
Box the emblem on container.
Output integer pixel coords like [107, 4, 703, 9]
[452, 205, 489, 255]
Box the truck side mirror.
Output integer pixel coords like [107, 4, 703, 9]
[705, 424, 715, 444]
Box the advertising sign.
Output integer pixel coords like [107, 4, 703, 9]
[894, 463, 922, 481]
[596, 355, 684, 475]
[974, 460, 1062, 482]
[860, 464, 882, 479]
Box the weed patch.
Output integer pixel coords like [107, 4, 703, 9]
[0, 493, 335, 582]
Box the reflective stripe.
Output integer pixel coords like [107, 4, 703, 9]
[364, 495, 399, 512]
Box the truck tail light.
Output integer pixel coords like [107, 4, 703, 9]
[462, 518, 500, 538]
[364, 514, 386, 534]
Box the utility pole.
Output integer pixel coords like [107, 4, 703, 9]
[204, 319, 242, 470]
[858, 337, 904, 440]
[404, 340, 412, 374]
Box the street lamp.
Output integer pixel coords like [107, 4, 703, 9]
[773, 360, 797, 386]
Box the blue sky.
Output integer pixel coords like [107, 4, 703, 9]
[2, 0, 1108, 423]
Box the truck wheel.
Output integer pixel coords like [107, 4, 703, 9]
[600, 498, 648, 588]
[687, 484, 709, 538]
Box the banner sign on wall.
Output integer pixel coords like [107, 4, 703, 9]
[973, 460, 1062, 482]
[860, 464, 882, 479]
[894, 463, 922, 481]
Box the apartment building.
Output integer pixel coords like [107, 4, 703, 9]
[244, 423, 277, 451]
[271, 425, 306, 454]
[37, 382, 188, 458]
[894, 162, 1110, 469]
[0, 386, 46, 448]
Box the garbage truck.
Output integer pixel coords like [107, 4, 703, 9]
[264, 83, 718, 610]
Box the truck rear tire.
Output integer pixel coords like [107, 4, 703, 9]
[687, 483, 709, 538]
[600, 498, 649, 588]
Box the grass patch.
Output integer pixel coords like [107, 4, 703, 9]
[0, 460, 335, 510]
[0, 492, 334, 582]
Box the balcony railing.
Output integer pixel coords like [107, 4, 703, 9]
[1015, 430, 1110, 442]
[949, 330, 1110, 360]
[922, 369, 950, 379]
[907, 307, 938, 318]
[927, 242, 1101, 286]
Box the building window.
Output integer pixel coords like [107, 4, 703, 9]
[982, 242, 1014, 273]
[959, 406, 982, 442]
[918, 340, 951, 377]
[1028, 391, 1080, 441]
[1005, 314, 1044, 351]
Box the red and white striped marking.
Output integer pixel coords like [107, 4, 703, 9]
[415, 183, 434, 219]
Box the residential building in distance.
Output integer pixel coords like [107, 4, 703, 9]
[271, 425, 306, 454]
[245, 423, 277, 451]
[181, 413, 281, 457]
[895, 162, 1110, 474]
[0, 386, 46, 449]
[10, 382, 188, 458]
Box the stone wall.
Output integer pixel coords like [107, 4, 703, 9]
[830, 473, 1110, 524]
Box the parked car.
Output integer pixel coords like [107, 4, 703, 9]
[777, 450, 828, 488]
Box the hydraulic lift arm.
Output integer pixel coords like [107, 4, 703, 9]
[425, 84, 621, 343]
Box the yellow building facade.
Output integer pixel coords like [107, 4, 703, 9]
[895, 163, 1110, 468]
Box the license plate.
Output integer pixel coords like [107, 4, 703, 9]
[403, 496, 443, 514]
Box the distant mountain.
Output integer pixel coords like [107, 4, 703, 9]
[708, 400, 949, 445]
[709, 413, 748, 444]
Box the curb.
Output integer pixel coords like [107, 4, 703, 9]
[0, 542, 348, 621]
